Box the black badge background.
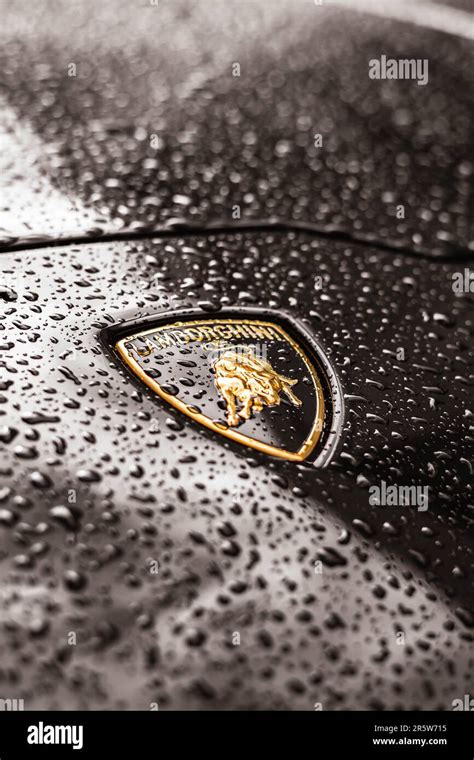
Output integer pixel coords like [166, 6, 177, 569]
[104, 307, 343, 464]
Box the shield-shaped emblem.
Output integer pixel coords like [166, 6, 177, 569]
[113, 315, 327, 461]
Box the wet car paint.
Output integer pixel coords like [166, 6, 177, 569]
[1, 231, 472, 709]
[0, 0, 473, 711]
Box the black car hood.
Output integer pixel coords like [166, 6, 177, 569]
[0, 0, 473, 710]
[1, 0, 473, 255]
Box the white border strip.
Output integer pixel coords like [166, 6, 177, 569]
[327, 0, 474, 42]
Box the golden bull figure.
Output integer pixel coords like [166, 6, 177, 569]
[213, 348, 302, 427]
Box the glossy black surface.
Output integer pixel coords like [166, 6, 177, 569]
[1, 230, 472, 709]
[0, 0, 472, 713]
[1, 1, 473, 256]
